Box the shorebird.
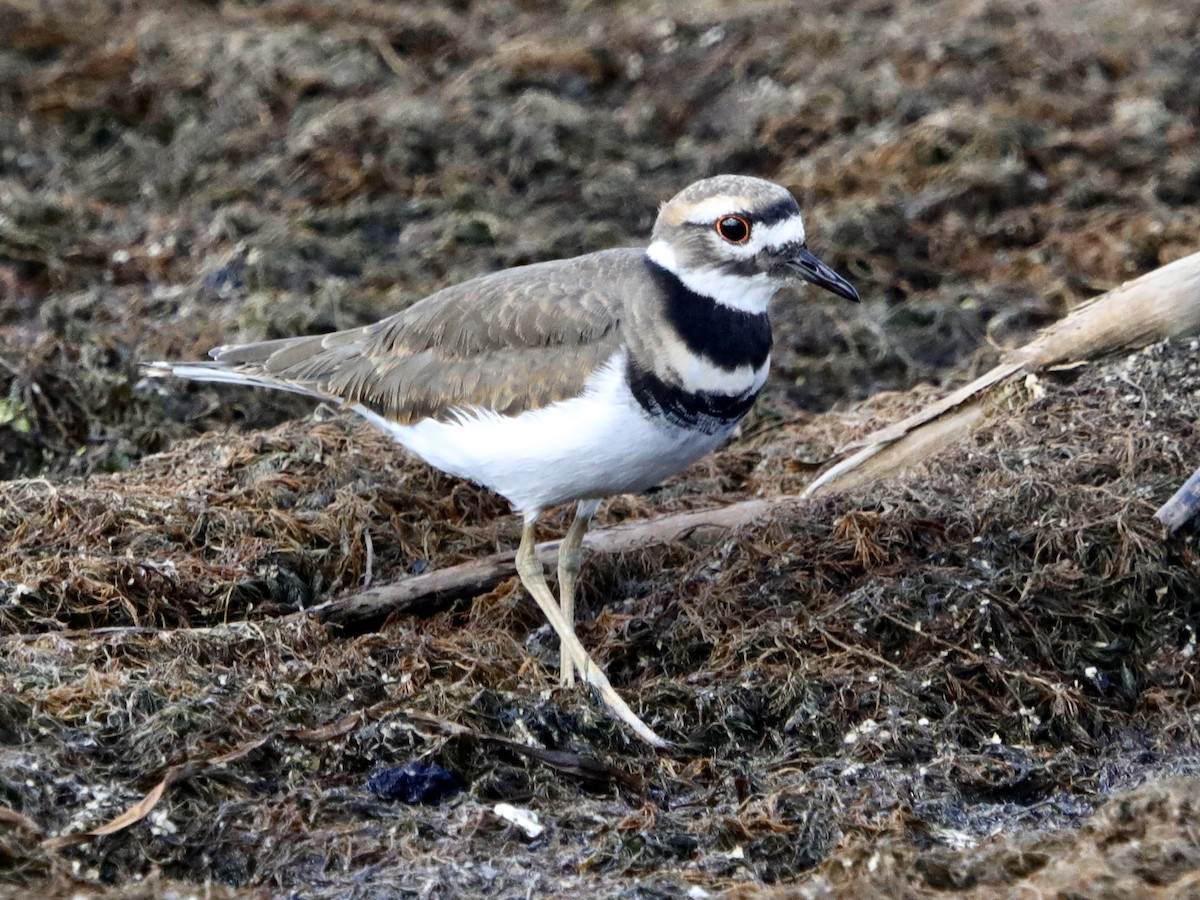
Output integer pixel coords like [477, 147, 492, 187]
[147, 175, 859, 746]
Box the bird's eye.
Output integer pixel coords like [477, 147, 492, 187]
[715, 215, 751, 244]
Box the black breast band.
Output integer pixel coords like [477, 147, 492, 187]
[626, 358, 759, 434]
[645, 259, 771, 372]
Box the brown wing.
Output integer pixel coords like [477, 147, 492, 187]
[205, 248, 638, 424]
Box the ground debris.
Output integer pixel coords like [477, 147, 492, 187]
[2, 0, 1200, 896]
[732, 776, 1200, 899]
[2, 338, 1199, 896]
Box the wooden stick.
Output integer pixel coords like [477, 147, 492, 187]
[311, 498, 785, 629]
[1155, 465, 1200, 533]
[806, 250, 1200, 496]
[309, 251, 1200, 629]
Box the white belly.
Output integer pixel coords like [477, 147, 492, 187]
[351, 350, 738, 515]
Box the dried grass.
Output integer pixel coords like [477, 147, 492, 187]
[2, 0, 1200, 895]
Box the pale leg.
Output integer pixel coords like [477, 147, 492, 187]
[556, 499, 598, 687]
[514, 514, 666, 747]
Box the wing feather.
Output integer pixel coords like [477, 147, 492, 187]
[160, 248, 640, 424]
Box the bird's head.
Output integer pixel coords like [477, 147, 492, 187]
[648, 175, 859, 312]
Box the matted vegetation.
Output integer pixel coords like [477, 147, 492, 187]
[2, 0, 1199, 896]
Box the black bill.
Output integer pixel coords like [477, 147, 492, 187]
[788, 246, 860, 302]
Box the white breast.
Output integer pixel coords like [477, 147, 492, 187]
[350, 349, 737, 516]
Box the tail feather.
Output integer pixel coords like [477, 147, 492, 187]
[209, 333, 335, 367]
[141, 360, 341, 404]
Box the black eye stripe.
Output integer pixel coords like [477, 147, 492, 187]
[692, 201, 801, 235]
[754, 198, 801, 226]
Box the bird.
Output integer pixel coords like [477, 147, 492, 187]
[146, 175, 859, 746]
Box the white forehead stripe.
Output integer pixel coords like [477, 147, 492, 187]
[675, 196, 806, 242]
[753, 215, 806, 249]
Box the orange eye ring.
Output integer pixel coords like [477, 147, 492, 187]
[715, 215, 751, 244]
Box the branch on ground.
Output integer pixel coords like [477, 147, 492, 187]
[313, 250, 1200, 629]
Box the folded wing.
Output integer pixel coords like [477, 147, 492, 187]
[154, 249, 636, 424]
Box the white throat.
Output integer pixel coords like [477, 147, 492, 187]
[645, 239, 780, 314]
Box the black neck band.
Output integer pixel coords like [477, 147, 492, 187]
[626, 358, 759, 434]
[644, 258, 771, 372]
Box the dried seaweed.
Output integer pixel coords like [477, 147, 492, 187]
[2, 0, 1200, 896]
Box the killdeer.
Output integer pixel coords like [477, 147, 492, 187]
[147, 175, 859, 746]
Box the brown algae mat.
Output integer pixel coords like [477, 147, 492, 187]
[4, 338, 1200, 896]
[2, 0, 1200, 896]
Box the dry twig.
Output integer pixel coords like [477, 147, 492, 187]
[312, 498, 784, 629]
[806, 250, 1200, 496]
[312, 252, 1200, 629]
